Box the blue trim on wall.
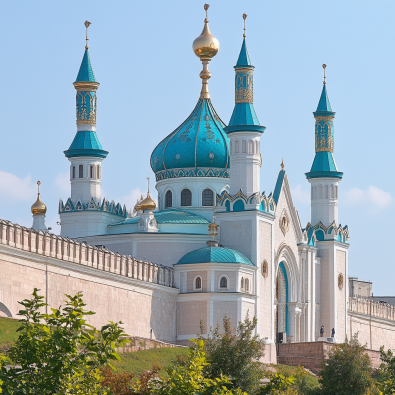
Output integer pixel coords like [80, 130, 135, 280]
[315, 230, 325, 241]
[233, 199, 245, 212]
[279, 262, 289, 334]
[225, 200, 230, 212]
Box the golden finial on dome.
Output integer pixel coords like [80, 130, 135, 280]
[134, 198, 142, 212]
[207, 206, 219, 247]
[281, 158, 285, 171]
[192, 4, 220, 100]
[140, 177, 156, 211]
[31, 181, 47, 215]
[84, 20, 91, 49]
[323, 64, 327, 85]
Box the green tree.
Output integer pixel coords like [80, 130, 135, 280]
[259, 373, 296, 394]
[319, 334, 373, 395]
[378, 347, 395, 394]
[0, 288, 126, 395]
[199, 315, 266, 393]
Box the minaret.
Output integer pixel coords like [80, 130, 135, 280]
[224, 14, 265, 196]
[31, 181, 48, 232]
[64, 21, 108, 204]
[306, 65, 343, 226]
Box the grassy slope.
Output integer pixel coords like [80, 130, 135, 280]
[274, 364, 320, 389]
[0, 317, 21, 347]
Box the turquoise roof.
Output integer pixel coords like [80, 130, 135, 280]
[110, 209, 210, 226]
[176, 246, 254, 266]
[76, 49, 97, 82]
[227, 103, 263, 130]
[64, 131, 108, 158]
[150, 99, 229, 175]
[305, 152, 343, 179]
[314, 84, 335, 117]
[273, 169, 285, 204]
[235, 38, 253, 69]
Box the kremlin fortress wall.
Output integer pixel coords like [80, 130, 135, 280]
[1, 218, 395, 360]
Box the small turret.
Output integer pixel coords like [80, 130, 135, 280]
[31, 181, 48, 231]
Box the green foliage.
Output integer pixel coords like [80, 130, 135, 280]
[378, 347, 395, 394]
[199, 315, 266, 393]
[131, 340, 247, 395]
[259, 373, 296, 394]
[273, 365, 320, 392]
[319, 334, 373, 395]
[0, 288, 126, 395]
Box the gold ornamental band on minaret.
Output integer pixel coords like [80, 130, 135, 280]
[192, 4, 220, 100]
[31, 181, 47, 215]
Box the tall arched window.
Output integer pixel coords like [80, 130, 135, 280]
[72, 166, 75, 179]
[235, 140, 239, 153]
[241, 277, 244, 290]
[324, 184, 328, 199]
[165, 190, 172, 208]
[181, 189, 192, 206]
[220, 276, 227, 289]
[90, 165, 94, 178]
[202, 189, 214, 206]
[97, 165, 101, 179]
[242, 140, 247, 153]
[248, 140, 253, 153]
[255, 141, 259, 154]
[245, 278, 249, 292]
[79, 165, 83, 178]
[195, 276, 202, 290]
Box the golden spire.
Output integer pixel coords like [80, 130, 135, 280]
[281, 158, 285, 171]
[243, 13, 247, 38]
[84, 20, 91, 49]
[140, 177, 156, 211]
[207, 206, 219, 246]
[192, 4, 220, 100]
[31, 181, 47, 215]
[323, 63, 327, 85]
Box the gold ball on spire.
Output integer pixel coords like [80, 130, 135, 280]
[31, 181, 47, 215]
[192, 4, 219, 59]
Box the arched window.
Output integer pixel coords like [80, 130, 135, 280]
[90, 165, 94, 178]
[255, 141, 260, 154]
[242, 140, 247, 153]
[324, 184, 328, 199]
[202, 189, 214, 206]
[248, 140, 253, 153]
[181, 189, 192, 206]
[220, 276, 227, 289]
[79, 165, 83, 178]
[165, 190, 172, 208]
[241, 277, 244, 290]
[97, 165, 101, 179]
[235, 140, 239, 153]
[72, 166, 75, 179]
[318, 185, 323, 199]
[195, 276, 202, 290]
[245, 278, 249, 292]
[335, 185, 338, 199]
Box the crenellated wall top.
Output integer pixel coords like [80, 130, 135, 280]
[349, 297, 395, 323]
[0, 219, 174, 288]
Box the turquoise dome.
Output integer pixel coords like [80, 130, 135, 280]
[150, 98, 230, 181]
[176, 246, 254, 266]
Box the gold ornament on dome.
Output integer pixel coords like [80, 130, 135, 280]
[140, 177, 156, 211]
[192, 4, 219, 59]
[31, 181, 47, 215]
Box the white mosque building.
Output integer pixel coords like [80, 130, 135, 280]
[8, 7, 391, 362]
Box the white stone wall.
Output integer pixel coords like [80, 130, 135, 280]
[228, 132, 261, 196]
[309, 177, 340, 226]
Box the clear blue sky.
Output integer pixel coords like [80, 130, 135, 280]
[0, 1, 393, 294]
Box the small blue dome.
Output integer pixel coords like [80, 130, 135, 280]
[176, 246, 254, 266]
[150, 99, 230, 180]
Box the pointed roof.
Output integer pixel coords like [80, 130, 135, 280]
[235, 38, 253, 69]
[64, 131, 108, 158]
[314, 84, 335, 116]
[75, 49, 97, 82]
[305, 152, 343, 179]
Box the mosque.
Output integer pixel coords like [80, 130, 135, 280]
[1, 6, 394, 362]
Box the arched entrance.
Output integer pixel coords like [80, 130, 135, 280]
[275, 262, 289, 343]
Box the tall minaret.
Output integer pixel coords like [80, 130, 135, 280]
[31, 181, 48, 232]
[306, 65, 343, 226]
[64, 21, 108, 204]
[224, 14, 265, 196]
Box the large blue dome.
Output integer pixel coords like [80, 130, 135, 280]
[150, 98, 230, 181]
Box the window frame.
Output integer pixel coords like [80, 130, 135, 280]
[202, 188, 214, 206]
[165, 190, 173, 208]
[181, 188, 192, 206]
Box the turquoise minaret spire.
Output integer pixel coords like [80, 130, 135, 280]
[64, 21, 107, 205]
[305, 64, 342, 180]
[306, 65, 343, 226]
[224, 14, 265, 196]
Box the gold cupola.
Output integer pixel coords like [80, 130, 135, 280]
[140, 178, 156, 212]
[192, 4, 219, 99]
[31, 181, 47, 215]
